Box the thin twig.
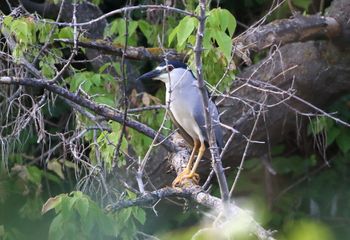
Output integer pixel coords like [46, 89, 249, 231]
[42, 5, 197, 27]
[194, 0, 229, 201]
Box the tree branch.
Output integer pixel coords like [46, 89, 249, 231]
[0, 76, 177, 152]
[194, 0, 229, 201]
[107, 150, 275, 240]
[54, 38, 186, 61]
[234, 15, 341, 53]
[54, 14, 342, 65]
[42, 4, 196, 27]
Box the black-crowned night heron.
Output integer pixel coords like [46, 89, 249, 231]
[137, 61, 223, 187]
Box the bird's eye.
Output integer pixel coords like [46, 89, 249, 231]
[167, 65, 174, 71]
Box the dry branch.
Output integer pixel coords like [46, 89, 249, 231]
[56, 15, 341, 63]
[54, 38, 186, 62]
[108, 150, 275, 240]
[234, 15, 341, 52]
[0, 76, 177, 152]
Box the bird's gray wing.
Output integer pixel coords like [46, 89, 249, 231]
[210, 100, 224, 150]
[192, 93, 223, 151]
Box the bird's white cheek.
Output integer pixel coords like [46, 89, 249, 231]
[155, 73, 171, 84]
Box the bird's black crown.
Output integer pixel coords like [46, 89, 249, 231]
[159, 61, 188, 69]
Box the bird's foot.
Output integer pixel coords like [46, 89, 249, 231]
[172, 169, 200, 187]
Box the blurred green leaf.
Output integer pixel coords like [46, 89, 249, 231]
[58, 27, 74, 39]
[27, 166, 42, 186]
[283, 219, 335, 240]
[177, 16, 197, 46]
[336, 130, 350, 154]
[213, 29, 232, 62]
[292, 0, 312, 10]
[132, 207, 146, 225]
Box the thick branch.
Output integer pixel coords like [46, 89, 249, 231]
[42, 4, 196, 27]
[234, 15, 341, 52]
[54, 38, 186, 62]
[0, 76, 177, 152]
[109, 189, 274, 240]
[108, 150, 275, 240]
[55, 15, 342, 63]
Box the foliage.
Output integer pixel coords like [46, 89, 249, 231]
[0, 0, 349, 240]
[168, 8, 237, 91]
[41, 191, 145, 240]
[230, 95, 350, 240]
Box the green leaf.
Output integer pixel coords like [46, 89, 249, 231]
[202, 28, 213, 54]
[327, 127, 340, 146]
[37, 22, 54, 43]
[69, 72, 87, 91]
[119, 208, 132, 224]
[92, 0, 102, 5]
[168, 26, 178, 46]
[3, 16, 14, 28]
[48, 214, 65, 240]
[128, 20, 139, 36]
[126, 189, 136, 199]
[132, 207, 146, 225]
[94, 96, 115, 106]
[91, 74, 101, 86]
[220, 9, 236, 37]
[213, 30, 232, 61]
[81, 207, 96, 233]
[58, 27, 74, 39]
[207, 9, 220, 29]
[76, 198, 89, 218]
[177, 16, 197, 46]
[99, 62, 112, 73]
[27, 166, 42, 185]
[11, 19, 33, 44]
[47, 160, 65, 179]
[41, 63, 55, 78]
[138, 20, 153, 43]
[336, 131, 350, 154]
[292, 0, 312, 10]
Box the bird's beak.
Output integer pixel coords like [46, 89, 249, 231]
[137, 69, 161, 81]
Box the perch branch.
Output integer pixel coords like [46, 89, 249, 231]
[107, 177, 274, 240]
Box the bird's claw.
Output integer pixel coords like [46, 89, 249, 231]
[172, 169, 200, 187]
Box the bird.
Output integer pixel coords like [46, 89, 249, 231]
[137, 60, 223, 187]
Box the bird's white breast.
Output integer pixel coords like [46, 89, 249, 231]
[165, 69, 205, 142]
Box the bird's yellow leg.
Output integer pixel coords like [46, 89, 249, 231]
[172, 140, 199, 187]
[186, 141, 205, 183]
[185, 140, 200, 170]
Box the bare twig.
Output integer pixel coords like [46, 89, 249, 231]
[194, 0, 229, 201]
[229, 96, 266, 197]
[0, 76, 178, 152]
[54, 38, 186, 61]
[113, 6, 130, 164]
[42, 5, 197, 27]
[106, 183, 275, 240]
